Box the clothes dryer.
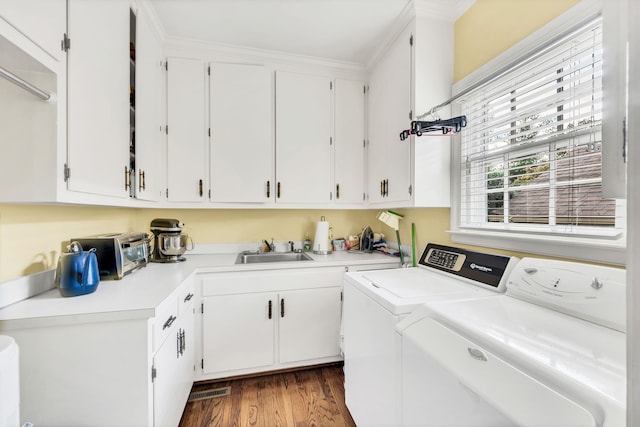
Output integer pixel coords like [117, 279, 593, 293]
[397, 258, 626, 427]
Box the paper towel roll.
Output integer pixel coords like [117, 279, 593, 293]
[313, 220, 332, 254]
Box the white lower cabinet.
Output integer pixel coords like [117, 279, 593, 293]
[202, 292, 276, 373]
[4, 278, 194, 427]
[199, 267, 345, 379]
[278, 287, 342, 364]
[153, 305, 194, 427]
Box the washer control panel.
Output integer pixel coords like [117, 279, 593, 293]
[418, 243, 519, 292]
[425, 248, 466, 271]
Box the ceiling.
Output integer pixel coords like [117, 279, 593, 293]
[148, 0, 475, 65]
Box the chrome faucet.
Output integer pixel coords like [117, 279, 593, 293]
[288, 241, 295, 252]
[262, 238, 275, 252]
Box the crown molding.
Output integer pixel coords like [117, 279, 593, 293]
[414, 0, 476, 22]
[364, 0, 416, 70]
[164, 36, 367, 75]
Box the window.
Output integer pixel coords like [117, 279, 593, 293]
[450, 3, 626, 265]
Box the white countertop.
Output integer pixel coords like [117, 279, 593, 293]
[0, 251, 399, 329]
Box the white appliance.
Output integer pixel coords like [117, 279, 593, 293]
[342, 243, 519, 427]
[397, 257, 626, 427]
[0, 335, 19, 427]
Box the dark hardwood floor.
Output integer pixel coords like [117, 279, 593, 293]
[179, 364, 357, 427]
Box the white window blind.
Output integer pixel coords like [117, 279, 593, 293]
[456, 17, 619, 235]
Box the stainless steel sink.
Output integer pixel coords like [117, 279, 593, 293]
[235, 251, 314, 264]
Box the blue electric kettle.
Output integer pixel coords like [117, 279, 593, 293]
[55, 241, 100, 297]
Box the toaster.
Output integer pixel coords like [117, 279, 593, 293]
[72, 232, 150, 280]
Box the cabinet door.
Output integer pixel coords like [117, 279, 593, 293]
[0, 0, 66, 61]
[134, 9, 164, 201]
[278, 287, 342, 364]
[153, 313, 192, 427]
[166, 57, 207, 202]
[67, 0, 130, 198]
[275, 71, 332, 203]
[210, 63, 272, 202]
[368, 26, 412, 205]
[202, 293, 276, 374]
[334, 78, 366, 205]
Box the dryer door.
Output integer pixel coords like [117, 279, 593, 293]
[401, 318, 597, 427]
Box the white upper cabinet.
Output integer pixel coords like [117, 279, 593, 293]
[411, 16, 453, 208]
[166, 57, 207, 203]
[367, 17, 453, 208]
[66, 0, 130, 199]
[209, 63, 273, 203]
[0, 0, 66, 62]
[367, 24, 412, 206]
[275, 71, 332, 204]
[334, 78, 366, 205]
[134, 7, 164, 202]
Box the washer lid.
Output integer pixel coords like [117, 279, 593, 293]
[345, 268, 497, 315]
[405, 295, 626, 408]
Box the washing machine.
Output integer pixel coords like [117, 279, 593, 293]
[397, 257, 626, 427]
[342, 243, 519, 427]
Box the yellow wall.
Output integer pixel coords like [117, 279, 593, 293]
[454, 0, 580, 82]
[0, 0, 584, 282]
[0, 204, 136, 281]
[0, 204, 381, 281]
[133, 208, 379, 246]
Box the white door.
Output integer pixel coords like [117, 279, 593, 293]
[202, 293, 276, 374]
[368, 25, 413, 205]
[67, 0, 130, 198]
[134, 9, 164, 201]
[0, 0, 66, 61]
[334, 78, 366, 205]
[210, 63, 273, 202]
[278, 287, 342, 364]
[275, 71, 332, 204]
[153, 316, 190, 427]
[166, 57, 207, 202]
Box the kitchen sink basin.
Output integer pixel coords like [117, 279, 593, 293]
[235, 251, 314, 264]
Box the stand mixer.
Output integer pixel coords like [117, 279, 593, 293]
[150, 218, 193, 263]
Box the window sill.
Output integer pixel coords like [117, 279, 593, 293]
[449, 228, 626, 266]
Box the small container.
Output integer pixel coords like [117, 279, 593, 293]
[303, 232, 312, 252]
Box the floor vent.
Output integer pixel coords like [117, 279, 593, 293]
[187, 386, 231, 402]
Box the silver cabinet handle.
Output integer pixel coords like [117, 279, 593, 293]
[162, 315, 176, 330]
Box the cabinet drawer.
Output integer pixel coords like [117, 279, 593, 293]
[178, 278, 195, 316]
[153, 295, 179, 351]
[201, 267, 345, 296]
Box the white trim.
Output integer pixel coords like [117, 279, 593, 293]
[413, 0, 476, 23]
[452, 0, 602, 96]
[449, 229, 625, 266]
[364, 0, 415, 71]
[0, 269, 55, 310]
[448, 0, 628, 263]
[626, 0, 640, 422]
[164, 36, 366, 75]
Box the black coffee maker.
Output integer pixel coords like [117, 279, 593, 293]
[150, 218, 192, 263]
